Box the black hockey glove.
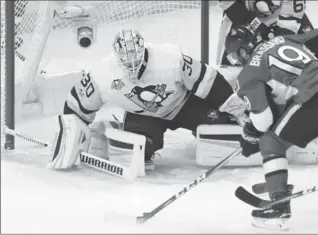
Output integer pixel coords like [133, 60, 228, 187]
[240, 122, 263, 157]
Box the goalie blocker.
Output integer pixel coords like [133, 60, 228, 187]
[49, 114, 146, 178]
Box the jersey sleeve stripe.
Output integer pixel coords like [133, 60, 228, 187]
[63, 102, 90, 125]
[64, 87, 98, 124]
[191, 62, 207, 94]
[65, 94, 96, 124]
[70, 87, 99, 115]
[204, 71, 234, 106]
[194, 65, 217, 99]
[277, 16, 301, 34]
[279, 15, 302, 22]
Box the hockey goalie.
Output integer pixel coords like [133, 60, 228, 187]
[48, 29, 249, 174]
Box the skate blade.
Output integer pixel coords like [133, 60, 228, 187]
[252, 217, 290, 231]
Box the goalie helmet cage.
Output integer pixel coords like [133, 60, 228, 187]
[1, 0, 210, 150]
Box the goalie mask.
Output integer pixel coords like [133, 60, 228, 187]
[113, 29, 145, 80]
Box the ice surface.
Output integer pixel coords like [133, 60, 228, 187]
[1, 3, 318, 234]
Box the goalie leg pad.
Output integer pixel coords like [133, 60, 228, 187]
[105, 128, 146, 177]
[48, 114, 92, 169]
[88, 120, 129, 161]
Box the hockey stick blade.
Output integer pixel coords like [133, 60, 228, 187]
[104, 212, 152, 225]
[136, 213, 153, 224]
[236, 185, 317, 209]
[235, 186, 265, 208]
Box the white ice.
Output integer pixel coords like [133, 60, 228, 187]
[1, 2, 318, 234]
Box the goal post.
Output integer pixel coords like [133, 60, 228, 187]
[4, 0, 15, 150]
[1, 0, 211, 150]
[201, 0, 209, 64]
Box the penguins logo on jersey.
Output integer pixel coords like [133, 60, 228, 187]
[125, 84, 174, 113]
[111, 79, 125, 90]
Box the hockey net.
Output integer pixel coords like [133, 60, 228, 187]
[1, 0, 204, 142]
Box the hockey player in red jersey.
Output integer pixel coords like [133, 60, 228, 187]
[216, 0, 315, 66]
[225, 27, 318, 229]
[48, 29, 249, 172]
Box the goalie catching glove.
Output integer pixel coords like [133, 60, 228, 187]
[219, 92, 250, 127]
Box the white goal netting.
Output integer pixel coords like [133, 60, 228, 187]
[6, 0, 202, 96]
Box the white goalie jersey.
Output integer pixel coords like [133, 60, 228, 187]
[64, 43, 219, 123]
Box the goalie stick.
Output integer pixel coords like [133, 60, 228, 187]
[3, 125, 49, 147]
[3, 126, 136, 181]
[235, 185, 317, 209]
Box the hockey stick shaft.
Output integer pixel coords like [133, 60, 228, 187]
[137, 147, 242, 224]
[3, 126, 135, 180]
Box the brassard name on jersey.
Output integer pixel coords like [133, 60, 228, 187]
[249, 37, 285, 67]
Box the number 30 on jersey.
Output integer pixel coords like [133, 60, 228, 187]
[80, 72, 95, 98]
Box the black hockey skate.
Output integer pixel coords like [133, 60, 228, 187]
[145, 159, 155, 171]
[145, 152, 161, 171]
[251, 186, 293, 231]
